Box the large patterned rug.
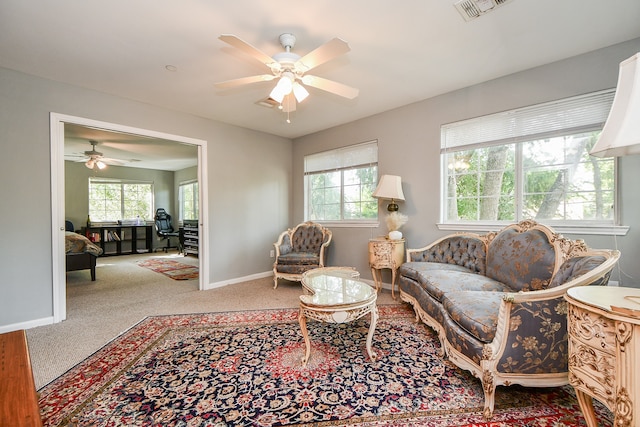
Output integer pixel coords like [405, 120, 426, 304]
[137, 258, 199, 280]
[38, 306, 612, 426]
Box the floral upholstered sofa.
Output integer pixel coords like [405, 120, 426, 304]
[398, 220, 620, 419]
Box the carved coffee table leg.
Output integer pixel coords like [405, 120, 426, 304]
[575, 389, 598, 427]
[299, 310, 311, 367]
[365, 304, 378, 361]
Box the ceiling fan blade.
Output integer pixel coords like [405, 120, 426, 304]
[219, 34, 278, 69]
[301, 75, 359, 99]
[215, 74, 276, 89]
[295, 38, 351, 73]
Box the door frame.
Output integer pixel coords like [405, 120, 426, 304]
[50, 113, 209, 323]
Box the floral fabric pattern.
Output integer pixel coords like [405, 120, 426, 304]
[397, 220, 619, 418]
[274, 222, 332, 280]
[485, 228, 556, 292]
[498, 298, 569, 374]
[443, 291, 504, 343]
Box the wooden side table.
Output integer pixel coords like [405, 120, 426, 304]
[368, 237, 405, 298]
[565, 286, 640, 427]
[0, 330, 42, 427]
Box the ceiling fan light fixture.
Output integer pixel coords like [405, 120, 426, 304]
[85, 159, 94, 169]
[292, 82, 309, 103]
[269, 74, 295, 103]
[96, 160, 106, 169]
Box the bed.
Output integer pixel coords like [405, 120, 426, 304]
[65, 231, 103, 281]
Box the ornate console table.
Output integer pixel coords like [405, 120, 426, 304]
[566, 286, 640, 427]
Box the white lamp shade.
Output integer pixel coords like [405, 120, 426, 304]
[373, 175, 405, 201]
[292, 82, 309, 103]
[590, 52, 640, 157]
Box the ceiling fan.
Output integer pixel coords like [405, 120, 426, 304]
[70, 140, 128, 170]
[215, 33, 359, 115]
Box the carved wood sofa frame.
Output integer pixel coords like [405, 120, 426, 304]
[398, 220, 620, 419]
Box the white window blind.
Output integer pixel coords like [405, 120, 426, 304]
[304, 140, 378, 174]
[441, 89, 615, 152]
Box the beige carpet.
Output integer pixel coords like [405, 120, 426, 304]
[27, 251, 398, 389]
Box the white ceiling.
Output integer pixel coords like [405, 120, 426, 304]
[64, 124, 198, 171]
[2, 0, 640, 144]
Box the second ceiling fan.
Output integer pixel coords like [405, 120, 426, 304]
[215, 33, 359, 114]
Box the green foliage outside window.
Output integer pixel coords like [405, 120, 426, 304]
[89, 179, 153, 222]
[445, 131, 614, 222]
[308, 165, 378, 221]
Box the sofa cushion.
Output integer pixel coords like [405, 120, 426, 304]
[442, 290, 505, 343]
[409, 267, 511, 303]
[277, 252, 319, 266]
[399, 262, 473, 283]
[486, 228, 556, 292]
[549, 255, 608, 288]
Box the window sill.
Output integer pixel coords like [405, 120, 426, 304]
[313, 220, 380, 228]
[437, 222, 629, 236]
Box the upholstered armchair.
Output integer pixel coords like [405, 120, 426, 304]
[273, 221, 332, 289]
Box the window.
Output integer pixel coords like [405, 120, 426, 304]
[179, 180, 198, 221]
[88, 178, 154, 222]
[441, 90, 616, 226]
[304, 141, 378, 223]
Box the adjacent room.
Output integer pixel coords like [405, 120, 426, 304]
[1, 1, 640, 426]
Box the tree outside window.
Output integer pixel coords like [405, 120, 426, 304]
[444, 132, 614, 222]
[89, 178, 153, 222]
[304, 141, 378, 222]
[441, 90, 616, 226]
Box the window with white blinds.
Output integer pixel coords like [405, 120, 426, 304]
[304, 141, 378, 222]
[440, 90, 617, 227]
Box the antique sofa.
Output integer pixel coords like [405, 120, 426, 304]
[398, 220, 620, 419]
[272, 221, 332, 289]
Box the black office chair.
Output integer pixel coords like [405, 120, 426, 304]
[154, 208, 181, 253]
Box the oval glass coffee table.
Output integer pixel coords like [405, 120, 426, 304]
[299, 267, 378, 366]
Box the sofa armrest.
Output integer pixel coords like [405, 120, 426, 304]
[502, 248, 620, 304]
[273, 231, 292, 256]
[487, 296, 569, 375]
[486, 248, 620, 375]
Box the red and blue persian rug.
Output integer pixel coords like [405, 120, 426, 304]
[37, 306, 612, 426]
[137, 258, 199, 280]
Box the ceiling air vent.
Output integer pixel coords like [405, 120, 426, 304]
[454, 0, 513, 21]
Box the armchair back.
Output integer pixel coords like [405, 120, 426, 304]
[272, 221, 332, 289]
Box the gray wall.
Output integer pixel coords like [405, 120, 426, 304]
[0, 67, 292, 328]
[293, 38, 640, 287]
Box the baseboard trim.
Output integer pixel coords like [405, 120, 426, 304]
[0, 316, 54, 334]
[205, 271, 273, 290]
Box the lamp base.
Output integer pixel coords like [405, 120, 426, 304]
[387, 201, 399, 212]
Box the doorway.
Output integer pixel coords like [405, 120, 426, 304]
[50, 113, 209, 323]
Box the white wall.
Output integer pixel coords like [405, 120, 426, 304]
[0, 67, 292, 329]
[293, 38, 640, 286]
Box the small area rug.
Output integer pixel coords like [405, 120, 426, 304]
[38, 306, 612, 427]
[137, 258, 198, 280]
